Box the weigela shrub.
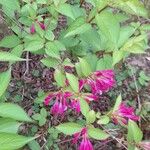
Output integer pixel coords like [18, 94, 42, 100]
[0, 0, 150, 149]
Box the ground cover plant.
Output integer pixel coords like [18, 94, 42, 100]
[0, 0, 150, 149]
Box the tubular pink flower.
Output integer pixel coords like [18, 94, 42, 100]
[139, 141, 150, 150]
[113, 102, 140, 124]
[70, 99, 80, 113]
[83, 93, 98, 101]
[44, 91, 72, 115]
[38, 22, 46, 30]
[30, 24, 35, 34]
[87, 70, 115, 95]
[79, 79, 87, 91]
[73, 128, 94, 150]
[44, 91, 82, 115]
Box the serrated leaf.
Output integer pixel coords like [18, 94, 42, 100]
[127, 120, 143, 143]
[88, 127, 109, 140]
[0, 118, 21, 133]
[113, 94, 122, 112]
[96, 11, 120, 50]
[121, 35, 147, 54]
[45, 29, 55, 41]
[79, 98, 90, 117]
[113, 50, 126, 66]
[55, 3, 85, 20]
[0, 69, 11, 97]
[56, 122, 83, 135]
[79, 58, 92, 77]
[118, 26, 135, 48]
[41, 57, 59, 68]
[111, 0, 148, 18]
[25, 40, 44, 52]
[66, 73, 79, 93]
[0, 103, 32, 122]
[0, 0, 20, 18]
[96, 55, 113, 70]
[0, 51, 25, 62]
[0, 133, 35, 150]
[0, 35, 21, 48]
[65, 17, 91, 37]
[45, 42, 61, 59]
[54, 69, 66, 87]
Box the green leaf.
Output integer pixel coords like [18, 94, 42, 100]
[127, 120, 143, 143]
[40, 108, 47, 118]
[28, 140, 41, 150]
[0, 118, 21, 134]
[79, 58, 92, 77]
[96, 11, 120, 50]
[56, 122, 83, 135]
[0, 103, 32, 122]
[86, 110, 96, 124]
[0, 35, 21, 48]
[111, 0, 148, 18]
[118, 26, 135, 48]
[80, 28, 102, 51]
[140, 24, 150, 31]
[97, 116, 110, 125]
[96, 55, 113, 70]
[45, 29, 55, 41]
[139, 71, 150, 81]
[0, 51, 25, 62]
[0, 133, 35, 150]
[88, 127, 109, 140]
[55, 3, 85, 20]
[113, 94, 122, 112]
[75, 62, 84, 77]
[11, 44, 24, 58]
[66, 73, 79, 93]
[25, 40, 44, 52]
[45, 42, 60, 59]
[41, 57, 59, 68]
[65, 17, 91, 37]
[36, 0, 47, 4]
[113, 50, 126, 66]
[79, 98, 90, 117]
[54, 69, 66, 87]
[0, 0, 20, 18]
[0, 69, 11, 97]
[121, 35, 147, 54]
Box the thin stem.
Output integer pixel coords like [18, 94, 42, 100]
[100, 125, 128, 150]
[87, 5, 108, 23]
[80, 0, 85, 7]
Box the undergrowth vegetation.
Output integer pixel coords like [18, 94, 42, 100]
[0, 0, 150, 150]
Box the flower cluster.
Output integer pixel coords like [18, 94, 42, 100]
[112, 102, 140, 124]
[44, 70, 115, 115]
[80, 70, 115, 95]
[73, 128, 93, 150]
[44, 91, 80, 115]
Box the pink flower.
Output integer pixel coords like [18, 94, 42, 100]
[79, 79, 87, 91]
[44, 91, 81, 114]
[83, 93, 98, 102]
[30, 24, 35, 34]
[70, 99, 80, 113]
[73, 128, 93, 150]
[139, 141, 150, 150]
[79, 70, 115, 95]
[87, 70, 115, 95]
[112, 103, 140, 124]
[44, 91, 72, 115]
[38, 22, 46, 30]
